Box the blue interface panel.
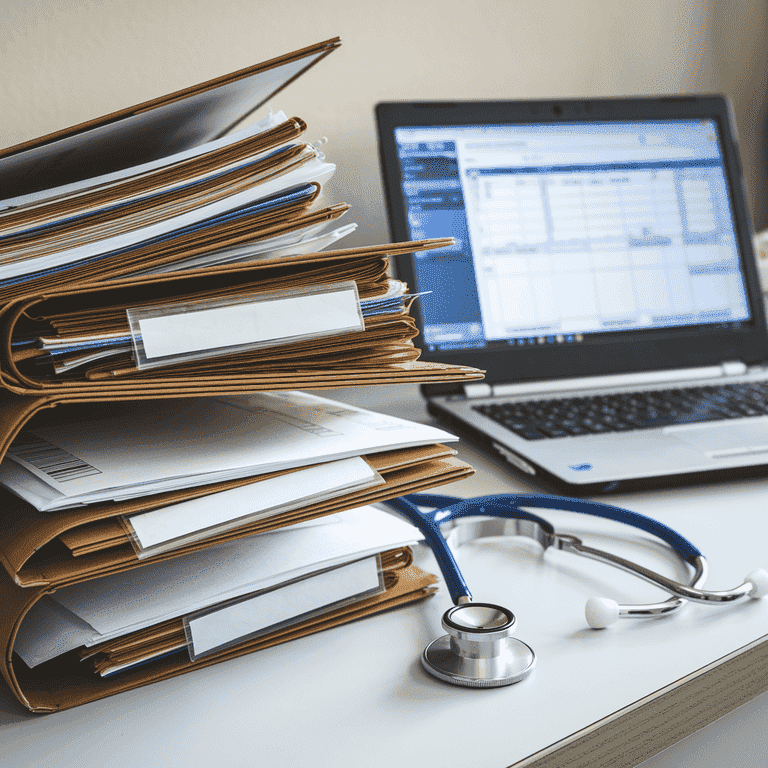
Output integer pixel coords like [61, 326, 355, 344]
[393, 120, 749, 352]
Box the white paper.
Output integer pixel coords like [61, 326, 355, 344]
[14, 506, 420, 667]
[212, 223, 359, 266]
[125, 456, 382, 555]
[137, 285, 363, 360]
[187, 556, 380, 658]
[0, 391, 456, 511]
[52, 346, 133, 374]
[13, 597, 99, 668]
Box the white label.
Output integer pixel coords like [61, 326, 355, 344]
[137, 287, 362, 360]
[125, 457, 381, 555]
[187, 556, 380, 658]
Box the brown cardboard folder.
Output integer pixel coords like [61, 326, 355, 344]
[0, 40, 349, 291]
[0, 38, 342, 199]
[0, 243, 483, 396]
[0, 548, 437, 713]
[0, 441, 471, 588]
[0, 126, 334, 274]
[0, 393, 470, 712]
[0, 37, 483, 395]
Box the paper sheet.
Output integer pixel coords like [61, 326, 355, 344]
[138, 221, 357, 274]
[13, 597, 99, 668]
[0, 391, 456, 510]
[53, 505, 419, 638]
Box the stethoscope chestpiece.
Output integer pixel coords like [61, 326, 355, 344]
[421, 602, 536, 688]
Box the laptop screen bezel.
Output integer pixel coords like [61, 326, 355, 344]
[376, 96, 766, 386]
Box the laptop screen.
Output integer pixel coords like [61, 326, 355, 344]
[390, 118, 750, 355]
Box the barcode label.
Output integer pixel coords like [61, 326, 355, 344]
[7, 434, 101, 483]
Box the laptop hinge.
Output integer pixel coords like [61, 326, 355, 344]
[463, 383, 493, 398]
[466, 362, 751, 399]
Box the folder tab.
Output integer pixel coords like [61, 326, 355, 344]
[183, 555, 383, 661]
[126, 281, 365, 370]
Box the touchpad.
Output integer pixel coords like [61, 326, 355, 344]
[665, 418, 768, 457]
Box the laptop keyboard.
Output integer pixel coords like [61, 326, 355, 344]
[473, 381, 768, 440]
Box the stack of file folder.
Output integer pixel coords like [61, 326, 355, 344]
[0, 36, 481, 396]
[0, 38, 482, 712]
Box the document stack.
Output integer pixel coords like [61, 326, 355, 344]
[0, 39, 481, 712]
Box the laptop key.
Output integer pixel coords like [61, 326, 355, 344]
[515, 426, 547, 440]
[538, 426, 570, 438]
[564, 425, 592, 435]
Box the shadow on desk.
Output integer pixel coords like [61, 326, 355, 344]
[0, 680, 35, 725]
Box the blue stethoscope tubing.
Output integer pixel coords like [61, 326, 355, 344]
[385, 492, 702, 604]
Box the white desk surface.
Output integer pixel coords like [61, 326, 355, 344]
[2, 384, 768, 768]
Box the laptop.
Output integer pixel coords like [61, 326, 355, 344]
[375, 95, 768, 494]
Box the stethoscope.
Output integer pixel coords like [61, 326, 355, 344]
[384, 493, 768, 689]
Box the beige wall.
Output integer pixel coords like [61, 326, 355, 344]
[1, 0, 766, 244]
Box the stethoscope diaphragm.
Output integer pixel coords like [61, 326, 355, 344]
[422, 602, 535, 687]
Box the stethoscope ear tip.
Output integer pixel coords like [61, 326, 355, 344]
[746, 569, 768, 598]
[585, 597, 620, 629]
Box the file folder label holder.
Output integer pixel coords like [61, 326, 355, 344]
[183, 555, 385, 660]
[126, 281, 365, 370]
